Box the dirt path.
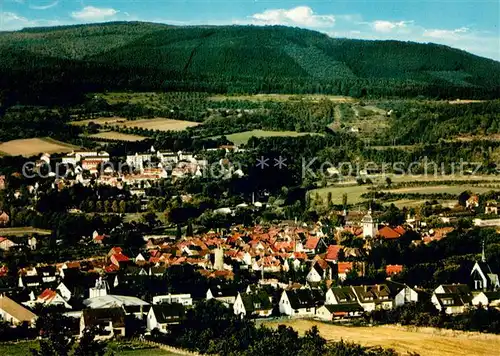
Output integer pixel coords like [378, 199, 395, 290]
[264, 319, 500, 356]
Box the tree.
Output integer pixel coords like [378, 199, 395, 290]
[73, 328, 107, 356]
[31, 310, 75, 356]
[298, 326, 326, 356]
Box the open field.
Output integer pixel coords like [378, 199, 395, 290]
[311, 175, 500, 205]
[264, 319, 500, 356]
[209, 94, 355, 103]
[0, 138, 79, 157]
[0, 227, 52, 236]
[224, 130, 322, 145]
[71, 117, 200, 132]
[88, 131, 147, 142]
[0, 342, 179, 356]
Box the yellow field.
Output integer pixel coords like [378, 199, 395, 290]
[71, 117, 200, 132]
[264, 319, 500, 356]
[209, 94, 355, 103]
[0, 138, 78, 157]
[224, 130, 322, 145]
[88, 131, 147, 142]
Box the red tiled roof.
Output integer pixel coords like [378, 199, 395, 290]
[105, 264, 119, 273]
[378, 226, 402, 239]
[325, 245, 342, 261]
[393, 226, 406, 235]
[386, 264, 403, 275]
[304, 237, 320, 250]
[337, 262, 353, 274]
[38, 289, 57, 302]
[112, 253, 129, 262]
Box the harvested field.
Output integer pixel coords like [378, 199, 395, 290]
[71, 117, 199, 132]
[88, 131, 147, 142]
[264, 319, 500, 356]
[0, 138, 78, 157]
[223, 129, 322, 145]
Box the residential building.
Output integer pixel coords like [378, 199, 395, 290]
[147, 304, 185, 332]
[316, 303, 364, 321]
[279, 289, 324, 317]
[80, 308, 126, 340]
[431, 284, 472, 314]
[152, 294, 193, 306]
[233, 291, 273, 318]
[0, 295, 37, 326]
[351, 285, 393, 312]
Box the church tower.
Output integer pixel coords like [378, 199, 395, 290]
[362, 209, 377, 238]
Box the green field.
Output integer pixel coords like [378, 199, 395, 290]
[0, 341, 180, 356]
[311, 175, 500, 207]
[209, 94, 355, 103]
[0, 227, 52, 236]
[224, 130, 322, 145]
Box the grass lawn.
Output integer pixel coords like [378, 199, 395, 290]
[71, 117, 199, 132]
[0, 227, 52, 236]
[223, 129, 322, 145]
[264, 319, 500, 356]
[0, 341, 38, 356]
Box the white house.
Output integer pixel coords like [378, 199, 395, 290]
[152, 294, 193, 306]
[146, 304, 185, 332]
[0, 295, 37, 326]
[471, 291, 500, 308]
[233, 291, 273, 318]
[206, 286, 239, 306]
[431, 284, 472, 314]
[279, 289, 324, 317]
[316, 304, 363, 321]
[351, 285, 393, 312]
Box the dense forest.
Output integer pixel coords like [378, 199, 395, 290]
[0, 22, 499, 105]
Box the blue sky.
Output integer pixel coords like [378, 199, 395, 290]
[1, 0, 499, 60]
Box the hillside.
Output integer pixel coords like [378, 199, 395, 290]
[0, 22, 499, 104]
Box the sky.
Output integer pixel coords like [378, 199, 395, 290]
[0, 0, 499, 60]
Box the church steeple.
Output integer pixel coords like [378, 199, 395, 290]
[482, 240, 486, 263]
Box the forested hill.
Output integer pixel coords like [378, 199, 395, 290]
[0, 22, 499, 104]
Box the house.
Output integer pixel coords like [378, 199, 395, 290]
[146, 304, 185, 332]
[324, 245, 343, 263]
[466, 195, 479, 210]
[325, 286, 358, 305]
[336, 262, 354, 281]
[316, 303, 364, 321]
[80, 308, 126, 340]
[470, 249, 500, 291]
[306, 259, 333, 284]
[0, 212, 9, 227]
[233, 291, 273, 318]
[385, 265, 403, 276]
[83, 294, 150, 318]
[377, 226, 405, 240]
[152, 294, 193, 306]
[351, 285, 393, 312]
[385, 280, 418, 307]
[279, 289, 324, 317]
[28, 288, 72, 309]
[471, 291, 500, 308]
[0, 295, 37, 326]
[485, 202, 500, 215]
[206, 285, 239, 306]
[302, 237, 323, 254]
[431, 284, 472, 314]
[0, 237, 15, 251]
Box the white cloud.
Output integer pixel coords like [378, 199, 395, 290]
[423, 27, 470, 41]
[373, 20, 411, 33]
[71, 6, 119, 22]
[29, 1, 59, 10]
[0, 11, 62, 30]
[251, 6, 335, 28]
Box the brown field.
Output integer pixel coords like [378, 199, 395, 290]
[0, 138, 78, 157]
[264, 319, 500, 356]
[71, 117, 200, 132]
[88, 131, 147, 142]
